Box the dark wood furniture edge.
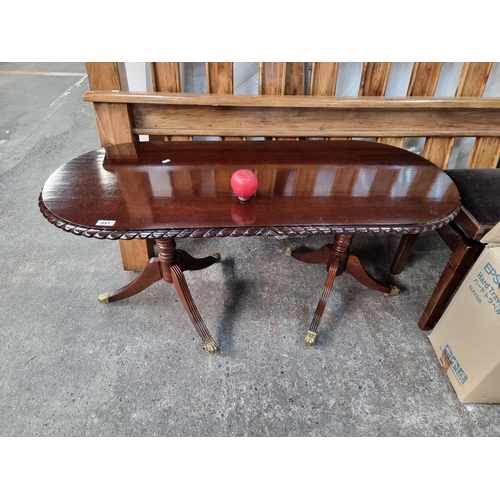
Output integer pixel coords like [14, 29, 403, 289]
[39, 193, 461, 240]
[454, 206, 495, 241]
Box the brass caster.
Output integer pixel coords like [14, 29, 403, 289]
[98, 292, 110, 304]
[304, 331, 317, 347]
[384, 285, 401, 297]
[212, 253, 222, 263]
[285, 247, 293, 257]
[203, 339, 219, 354]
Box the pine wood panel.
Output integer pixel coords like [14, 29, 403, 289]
[359, 62, 391, 97]
[259, 62, 286, 95]
[309, 63, 339, 96]
[206, 62, 233, 94]
[86, 63, 150, 271]
[379, 62, 442, 148]
[93, 103, 135, 146]
[206, 62, 241, 141]
[468, 136, 500, 168]
[86, 62, 126, 91]
[128, 100, 500, 138]
[408, 62, 442, 96]
[151, 62, 181, 92]
[457, 62, 493, 96]
[462, 63, 500, 169]
[309, 63, 346, 140]
[285, 63, 306, 95]
[422, 137, 455, 170]
[423, 62, 493, 169]
[259, 62, 294, 140]
[85, 91, 500, 109]
[358, 62, 391, 144]
[150, 63, 190, 141]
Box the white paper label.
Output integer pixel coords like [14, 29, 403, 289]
[96, 220, 116, 227]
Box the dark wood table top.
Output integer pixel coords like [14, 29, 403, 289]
[39, 140, 461, 239]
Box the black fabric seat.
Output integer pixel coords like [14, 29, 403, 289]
[445, 168, 500, 231]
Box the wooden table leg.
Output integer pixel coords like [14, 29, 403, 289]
[98, 258, 162, 303]
[390, 233, 419, 275]
[99, 237, 221, 353]
[418, 237, 484, 330]
[287, 234, 399, 345]
[345, 255, 400, 296]
[305, 257, 340, 346]
[170, 264, 219, 353]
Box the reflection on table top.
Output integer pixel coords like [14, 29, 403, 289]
[40, 140, 460, 239]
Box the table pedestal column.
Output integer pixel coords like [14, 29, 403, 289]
[286, 234, 400, 346]
[98, 237, 221, 354]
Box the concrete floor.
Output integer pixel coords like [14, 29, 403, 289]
[1, 62, 500, 437]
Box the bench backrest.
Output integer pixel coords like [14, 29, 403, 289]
[83, 62, 500, 270]
[85, 62, 500, 170]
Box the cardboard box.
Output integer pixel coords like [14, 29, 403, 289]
[429, 221, 500, 403]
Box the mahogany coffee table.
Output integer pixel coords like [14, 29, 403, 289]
[39, 140, 460, 353]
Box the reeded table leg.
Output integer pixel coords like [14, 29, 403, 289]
[99, 237, 221, 353]
[305, 258, 340, 346]
[170, 264, 219, 353]
[287, 234, 399, 345]
[98, 258, 162, 303]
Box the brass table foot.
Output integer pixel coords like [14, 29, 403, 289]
[212, 253, 222, 263]
[98, 292, 110, 304]
[203, 338, 219, 354]
[384, 285, 400, 297]
[304, 330, 317, 347]
[284, 247, 293, 257]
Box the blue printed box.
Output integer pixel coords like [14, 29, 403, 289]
[429, 222, 500, 403]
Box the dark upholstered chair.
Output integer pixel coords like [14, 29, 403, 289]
[390, 168, 500, 330]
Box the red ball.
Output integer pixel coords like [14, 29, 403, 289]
[231, 169, 258, 201]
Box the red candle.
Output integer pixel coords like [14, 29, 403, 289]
[231, 169, 258, 201]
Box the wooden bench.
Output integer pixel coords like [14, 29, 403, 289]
[83, 63, 500, 326]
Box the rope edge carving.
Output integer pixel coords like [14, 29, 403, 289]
[39, 194, 462, 240]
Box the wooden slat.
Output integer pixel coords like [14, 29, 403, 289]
[151, 62, 181, 92]
[206, 62, 241, 141]
[462, 63, 500, 169]
[86, 62, 126, 91]
[206, 62, 233, 94]
[150, 62, 190, 142]
[259, 62, 286, 95]
[359, 62, 391, 96]
[309, 62, 343, 140]
[283, 63, 306, 140]
[285, 63, 306, 95]
[423, 62, 493, 169]
[358, 62, 391, 143]
[468, 136, 500, 168]
[260, 62, 287, 140]
[93, 103, 135, 146]
[85, 62, 149, 271]
[309, 63, 339, 96]
[456, 62, 493, 97]
[422, 137, 455, 169]
[118, 240, 155, 272]
[407, 62, 442, 96]
[379, 62, 442, 147]
[85, 91, 500, 109]
[128, 100, 500, 138]
[86, 64, 133, 147]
